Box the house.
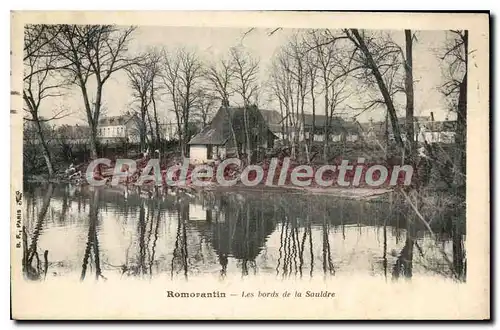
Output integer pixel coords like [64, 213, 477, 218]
[188, 104, 277, 164]
[360, 116, 430, 144]
[97, 113, 140, 144]
[418, 120, 456, 144]
[300, 114, 360, 143]
[258, 111, 360, 143]
[360, 116, 456, 145]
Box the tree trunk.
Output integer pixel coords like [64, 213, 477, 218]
[91, 83, 103, 158]
[224, 103, 240, 159]
[31, 115, 54, 177]
[183, 111, 189, 157]
[300, 104, 310, 164]
[82, 97, 98, 159]
[151, 82, 162, 150]
[309, 73, 316, 156]
[323, 77, 330, 163]
[278, 101, 285, 143]
[243, 106, 252, 164]
[453, 31, 467, 191]
[454, 73, 467, 189]
[404, 30, 415, 163]
[351, 29, 404, 150]
[89, 126, 98, 160]
[146, 109, 155, 150]
[140, 106, 148, 152]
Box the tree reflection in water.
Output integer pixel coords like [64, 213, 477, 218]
[149, 199, 162, 278]
[80, 188, 105, 281]
[171, 198, 189, 280]
[22, 183, 53, 281]
[22, 184, 467, 282]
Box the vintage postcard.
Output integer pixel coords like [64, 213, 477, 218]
[10, 11, 490, 320]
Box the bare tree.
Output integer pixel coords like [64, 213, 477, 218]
[305, 39, 319, 157]
[126, 60, 153, 151]
[230, 46, 260, 163]
[289, 36, 311, 163]
[304, 30, 352, 162]
[269, 49, 300, 158]
[23, 25, 67, 176]
[404, 30, 415, 159]
[440, 30, 468, 190]
[126, 50, 162, 152]
[148, 50, 163, 150]
[48, 25, 140, 159]
[344, 29, 405, 151]
[205, 56, 240, 158]
[162, 47, 203, 156]
[272, 35, 313, 162]
[193, 89, 216, 126]
[23, 25, 62, 63]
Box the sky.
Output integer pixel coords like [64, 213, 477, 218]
[40, 27, 454, 126]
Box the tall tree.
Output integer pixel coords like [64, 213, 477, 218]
[304, 30, 352, 162]
[404, 30, 416, 161]
[49, 25, 139, 159]
[193, 89, 216, 126]
[288, 36, 311, 163]
[230, 46, 260, 163]
[148, 50, 163, 150]
[126, 50, 162, 151]
[23, 25, 67, 176]
[344, 29, 405, 151]
[126, 59, 153, 151]
[271, 50, 298, 158]
[273, 34, 314, 162]
[305, 40, 319, 157]
[162, 47, 203, 156]
[205, 56, 240, 158]
[440, 30, 468, 190]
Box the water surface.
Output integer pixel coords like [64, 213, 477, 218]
[22, 183, 466, 282]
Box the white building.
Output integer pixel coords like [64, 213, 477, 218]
[97, 113, 140, 144]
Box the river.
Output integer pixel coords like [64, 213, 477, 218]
[21, 183, 466, 282]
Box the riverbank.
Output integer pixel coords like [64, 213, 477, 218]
[24, 173, 395, 202]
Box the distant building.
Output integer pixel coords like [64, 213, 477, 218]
[360, 116, 456, 144]
[97, 113, 140, 144]
[188, 104, 277, 164]
[258, 111, 360, 143]
[299, 114, 360, 143]
[418, 120, 456, 144]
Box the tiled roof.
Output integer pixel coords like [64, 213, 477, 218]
[188, 106, 273, 145]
